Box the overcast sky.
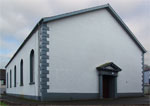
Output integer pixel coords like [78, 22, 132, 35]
[0, 0, 150, 69]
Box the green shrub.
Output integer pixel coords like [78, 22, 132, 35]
[0, 101, 7, 106]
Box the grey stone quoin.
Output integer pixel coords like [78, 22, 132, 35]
[39, 23, 50, 100]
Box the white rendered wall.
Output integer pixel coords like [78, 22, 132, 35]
[47, 9, 143, 94]
[6, 31, 39, 96]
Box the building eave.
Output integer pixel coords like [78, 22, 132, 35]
[5, 19, 44, 68]
[106, 4, 146, 53]
[43, 3, 146, 53]
[5, 3, 146, 68]
[43, 4, 109, 23]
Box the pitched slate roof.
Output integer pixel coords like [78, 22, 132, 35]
[5, 4, 146, 68]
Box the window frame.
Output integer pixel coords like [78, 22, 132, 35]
[10, 70, 12, 88]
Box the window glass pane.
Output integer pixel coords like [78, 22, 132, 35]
[20, 60, 23, 86]
[30, 50, 34, 84]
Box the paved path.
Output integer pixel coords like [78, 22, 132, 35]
[0, 94, 150, 105]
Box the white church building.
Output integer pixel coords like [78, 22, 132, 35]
[5, 4, 146, 101]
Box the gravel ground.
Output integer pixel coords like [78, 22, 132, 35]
[0, 94, 149, 106]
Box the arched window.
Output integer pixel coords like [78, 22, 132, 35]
[20, 59, 23, 86]
[30, 49, 35, 84]
[7, 72, 8, 88]
[10, 70, 12, 88]
[14, 66, 16, 87]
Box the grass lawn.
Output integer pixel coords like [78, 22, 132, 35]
[0, 101, 7, 106]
